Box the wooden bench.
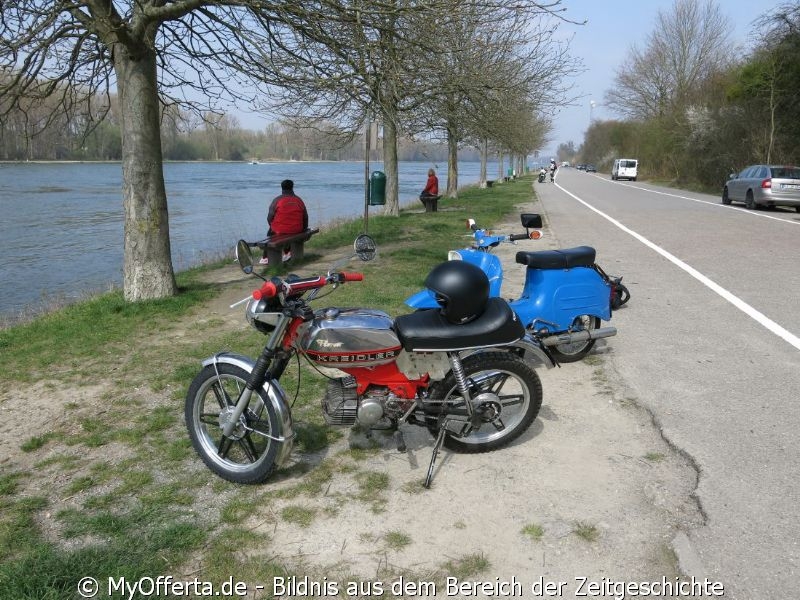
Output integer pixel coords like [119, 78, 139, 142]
[420, 195, 441, 213]
[253, 228, 319, 265]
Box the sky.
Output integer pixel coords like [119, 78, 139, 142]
[231, 0, 779, 159]
[541, 0, 776, 159]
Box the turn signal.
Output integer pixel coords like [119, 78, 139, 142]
[529, 230, 543, 240]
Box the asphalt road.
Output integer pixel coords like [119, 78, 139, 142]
[535, 168, 800, 600]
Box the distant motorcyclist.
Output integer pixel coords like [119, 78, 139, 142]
[538, 167, 547, 183]
[549, 159, 558, 183]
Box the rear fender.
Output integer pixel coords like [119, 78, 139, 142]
[461, 334, 556, 369]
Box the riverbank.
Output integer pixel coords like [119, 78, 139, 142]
[0, 177, 700, 598]
[0, 160, 499, 320]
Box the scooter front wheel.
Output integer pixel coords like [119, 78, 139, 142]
[185, 363, 282, 484]
[548, 315, 601, 363]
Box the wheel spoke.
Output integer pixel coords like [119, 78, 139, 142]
[199, 412, 220, 426]
[211, 381, 232, 408]
[217, 436, 234, 458]
[238, 436, 258, 462]
[497, 393, 524, 408]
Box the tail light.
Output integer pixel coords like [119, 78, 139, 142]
[761, 178, 772, 189]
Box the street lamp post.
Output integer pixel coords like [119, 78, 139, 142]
[589, 100, 596, 124]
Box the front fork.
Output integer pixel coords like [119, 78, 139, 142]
[221, 314, 292, 438]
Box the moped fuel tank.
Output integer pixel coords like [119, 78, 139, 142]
[300, 308, 402, 366]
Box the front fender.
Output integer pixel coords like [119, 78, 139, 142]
[202, 352, 294, 467]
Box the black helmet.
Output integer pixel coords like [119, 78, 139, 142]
[424, 260, 489, 324]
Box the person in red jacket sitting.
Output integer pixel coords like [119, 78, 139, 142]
[260, 179, 309, 264]
[419, 168, 439, 203]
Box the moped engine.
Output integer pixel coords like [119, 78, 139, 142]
[321, 377, 407, 427]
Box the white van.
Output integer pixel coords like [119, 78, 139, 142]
[612, 158, 638, 181]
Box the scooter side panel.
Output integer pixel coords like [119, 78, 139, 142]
[512, 267, 611, 331]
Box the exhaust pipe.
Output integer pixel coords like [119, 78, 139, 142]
[540, 326, 617, 347]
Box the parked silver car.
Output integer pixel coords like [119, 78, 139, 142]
[722, 164, 800, 212]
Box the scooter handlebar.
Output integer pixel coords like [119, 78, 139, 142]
[509, 233, 530, 241]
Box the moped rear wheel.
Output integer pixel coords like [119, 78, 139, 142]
[185, 363, 281, 484]
[548, 315, 601, 363]
[427, 352, 542, 453]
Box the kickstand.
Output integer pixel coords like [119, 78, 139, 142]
[393, 430, 407, 453]
[424, 422, 450, 489]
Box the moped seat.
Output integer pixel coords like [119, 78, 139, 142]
[515, 246, 596, 269]
[394, 298, 523, 352]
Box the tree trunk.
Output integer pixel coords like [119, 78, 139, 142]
[115, 45, 177, 302]
[498, 153, 505, 181]
[479, 139, 488, 187]
[446, 122, 458, 198]
[382, 114, 400, 216]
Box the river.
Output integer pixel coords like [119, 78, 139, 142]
[0, 160, 501, 320]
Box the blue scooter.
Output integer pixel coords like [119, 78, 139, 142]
[406, 214, 629, 363]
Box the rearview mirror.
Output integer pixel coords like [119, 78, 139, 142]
[354, 234, 377, 262]
[235, 239, 254, 274]
[521, 213, 543, 229]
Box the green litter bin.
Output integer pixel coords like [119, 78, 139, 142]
[369, 171, 386, 205]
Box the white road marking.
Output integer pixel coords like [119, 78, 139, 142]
[556, 182, 800, 351]
[596, 176, 800, 226]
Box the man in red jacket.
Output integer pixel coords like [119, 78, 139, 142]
[260, 179, 309, 264]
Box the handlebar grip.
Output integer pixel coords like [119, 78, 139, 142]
[341, 272, 364, 282]
[509, 233, 530, 241]
[253, 281, 277, 299]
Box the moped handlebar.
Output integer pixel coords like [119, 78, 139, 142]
[252, 272, 363, 300]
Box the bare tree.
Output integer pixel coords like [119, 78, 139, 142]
[0, 1, 411, 301]
[604, 0, 732, 120]
[257, 1, 452, 216]
[408, 0, 579, 196]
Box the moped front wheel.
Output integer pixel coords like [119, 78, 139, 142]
[427, 352, 542, 453]
[548, 315, 601, 363]
[185, 363, 282, 484]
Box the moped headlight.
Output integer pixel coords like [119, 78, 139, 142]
[448, 250, 463, 261]
[246, 299, 282, 334]
[245, 299, 268, 327]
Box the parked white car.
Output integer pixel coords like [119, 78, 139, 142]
[612, 159, 638, 181]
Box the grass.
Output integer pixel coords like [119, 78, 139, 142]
[522, 522, 544, 540]
[573, 521, 599, 542]
[384, 530, 412, 551]
[0, 176, 535, 594]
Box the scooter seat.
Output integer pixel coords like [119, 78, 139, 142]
[515, 246, 596, 269]
[394, 298, 523, 352]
